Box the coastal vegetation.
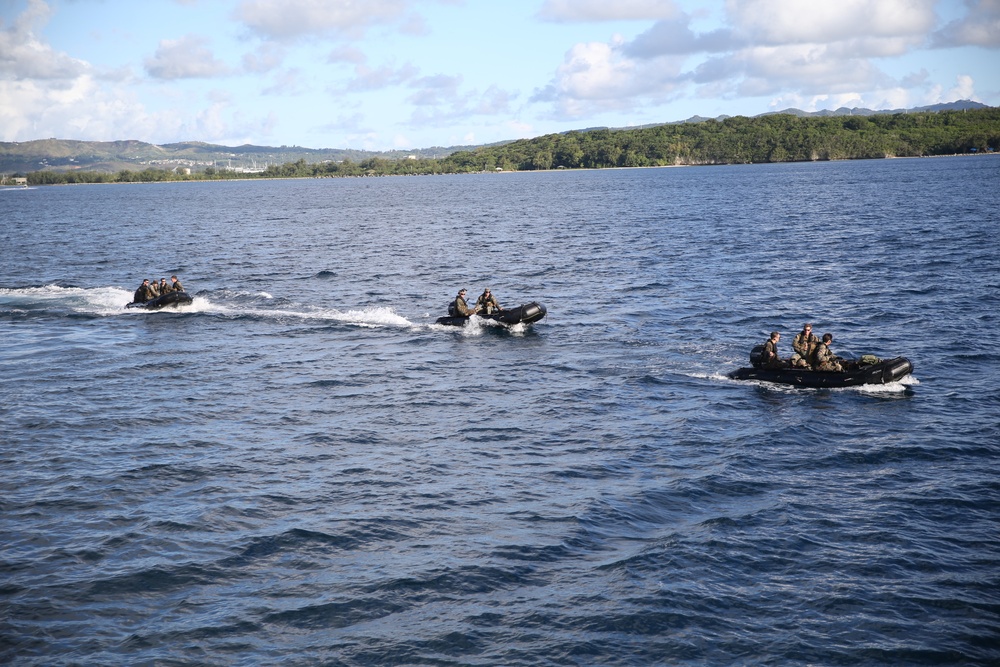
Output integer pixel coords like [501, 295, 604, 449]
[12, 108, 1000, 185]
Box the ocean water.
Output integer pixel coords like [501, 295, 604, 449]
[2, 157, 999, 666]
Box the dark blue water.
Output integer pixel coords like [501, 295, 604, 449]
[2, 157, 999, 666]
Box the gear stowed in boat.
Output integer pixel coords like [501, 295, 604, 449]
[728, 344, 913, 388]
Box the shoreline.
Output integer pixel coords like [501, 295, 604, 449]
[5, 151, 996, 187]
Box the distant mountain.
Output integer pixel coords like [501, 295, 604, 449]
[758, 99, 990, 118]
[1, 100, 991, 174]
[564, 101, 990, 134]
[0, 139, 478, 175]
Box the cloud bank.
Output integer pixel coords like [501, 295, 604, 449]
[0, 0, 996, 147]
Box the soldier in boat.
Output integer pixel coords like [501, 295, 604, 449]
[133, 279, 154, 303]
[448, 288, 478, 317]
[791, 323, 819, 368]
[475, 287, 502, 315]
[760, 331, 784, 368]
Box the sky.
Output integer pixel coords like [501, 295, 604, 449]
[1, 0, 997, 151]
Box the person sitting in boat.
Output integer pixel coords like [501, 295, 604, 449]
[133, 279, 154, 303]
[475, 287, 502, 314]
[761, 331, 784, 368]
[812, 333, 844, 372]
[169, 275, 185, 292]
[448, 288, 478, 317]
[147, 278, 160, 299]
[158, 277, 170, 294]
[790, 323, 819, 368]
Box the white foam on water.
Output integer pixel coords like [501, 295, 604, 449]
[0, 284, 135, 316]
[185, 298, 418, 328]
[699, 370, 916, 394]
[853, 375, 918, 394]
[316, 306, 414, 329]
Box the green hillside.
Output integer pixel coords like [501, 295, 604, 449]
[438, 108, 1000, 172]
[4, 105, 998, 185]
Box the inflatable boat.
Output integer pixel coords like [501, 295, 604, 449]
[125, 291, 193, 310]
[728, 345, 913, 388]
[436, 301, 546, 327]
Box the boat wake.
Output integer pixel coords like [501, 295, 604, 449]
[695, 370, 916, 394]
[0, 285, 419, 329]
[0, 284, 136, 317]
[430, 313, 531, 336]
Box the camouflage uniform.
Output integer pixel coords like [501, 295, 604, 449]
[158, 279, 170, 294]
[791, 329, 818, 368]
[813, 341, 843, 372]
[148, 281, 160, 298]
[133, 281, 153, 303]
[476, 290, 501, 314]
[451, 293, 476, 316]
[170, 277, 184, 292]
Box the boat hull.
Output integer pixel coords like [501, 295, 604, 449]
[125, 291, 193, 310]
[728, 356, 913, 388]
[436, 301, 546, 327]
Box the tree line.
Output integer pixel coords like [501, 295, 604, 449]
[19, 109, 1000, 185]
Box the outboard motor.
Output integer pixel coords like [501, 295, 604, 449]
[749, 344, 765, 369]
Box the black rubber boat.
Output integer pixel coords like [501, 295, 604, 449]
[125, 291, 193, 310]
[436, 301, 546, 327]
[728, 345, 913, 388]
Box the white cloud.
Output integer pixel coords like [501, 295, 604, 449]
[242, 42, 286, 73]
[144, 35, 231, 79]
[932, 0, 1000, 48]
[406, 79, 517, 127]
[765, 72, 978, 115]
[328, 45, 367, 65]
[407, 73, 462, 106]
[714, 42, 893, 92]
[0, 0, 90, 80]
[948, 74, 976, 99]
[725, 0, 936, 45]
[766, 92, 879, 113]
[235, 0, 408, 40]
[625, 16, 738, 56]
[346, 62, 420, 92]
[473, 85, 514, 115]
[534, 39, 685, 118]
[538, 0, 680, 22]
[733, 44, 891, 96]
[399, 12, 431, 36]
[1, 74, 161, 142]
[551, 41, 639, 100]
[925, 74, 978, 104]
[261, 68, 306, 96]
[537, 0, 956, 120]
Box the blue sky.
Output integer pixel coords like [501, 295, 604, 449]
[1, 0, 997, 150]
